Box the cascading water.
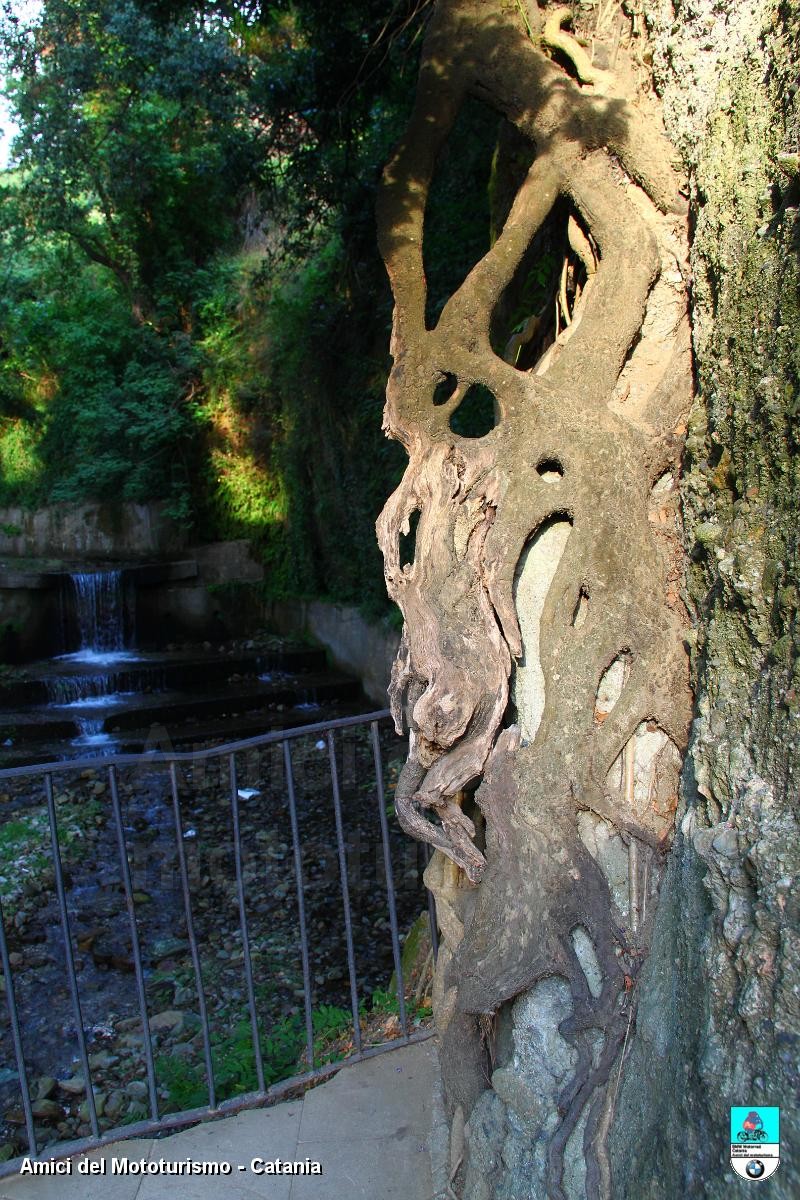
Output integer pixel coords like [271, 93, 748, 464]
[50, 570, 138, 751]
[70, 570, 126, 656]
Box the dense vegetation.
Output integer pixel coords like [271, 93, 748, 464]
[0, 0, 495, 610]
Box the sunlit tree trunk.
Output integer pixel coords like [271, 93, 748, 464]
[376, 3, 694, 1195]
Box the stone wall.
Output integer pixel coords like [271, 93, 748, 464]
[609, 3, 799, 1195]
[0, 501, 187, 560]
[265, 599, 399, 707]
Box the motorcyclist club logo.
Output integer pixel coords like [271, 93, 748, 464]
[730, 1107, 781, 1181]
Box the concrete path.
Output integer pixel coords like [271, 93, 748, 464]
[0, 1040, 439, 1200]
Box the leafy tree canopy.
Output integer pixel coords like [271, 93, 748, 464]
[0, 0, 479, 613]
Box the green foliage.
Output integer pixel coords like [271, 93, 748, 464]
[0, 420, 41, 503]
[0, 0, 504, 617]
[0, 241, 200, 511]
[0, 795, 104, 915]
[369, 986, 432, 1022]
[2, 0, 258, 324]
[253, 229, 405, 607]
[154, 975, 432, 1114]
[156, 1001, 354, 1111]
[423, 97, 498, 328]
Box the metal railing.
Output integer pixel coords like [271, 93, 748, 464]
[0, 710, 438, 1175]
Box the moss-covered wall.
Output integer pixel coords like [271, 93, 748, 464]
[611, 2, 799, 1194]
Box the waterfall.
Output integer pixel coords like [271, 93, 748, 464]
[70, 570, 126, 655]
[49, 569, 137, 750]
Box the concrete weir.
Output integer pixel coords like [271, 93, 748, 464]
[0, 548, 265, 662]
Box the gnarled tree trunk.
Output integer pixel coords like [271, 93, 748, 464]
[376, 2, 694, 1196]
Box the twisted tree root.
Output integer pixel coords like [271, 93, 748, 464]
[377, 2, 692, 1194]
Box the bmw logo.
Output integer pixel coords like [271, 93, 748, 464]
[746, 1160, 766, 1179]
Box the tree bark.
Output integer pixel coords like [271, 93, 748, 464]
[376, 3, 699, 1196]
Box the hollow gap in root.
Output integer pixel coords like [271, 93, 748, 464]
[536, 457, 564, 480]
[423, 97, 500, 331]
[491, 200, 591, 372]
[433, 373, 458, 406]
[449, 383, 498, 438]
[594, 652, 631, 722]
[512, 515, 573, 742]
[399, 508, 421, 570]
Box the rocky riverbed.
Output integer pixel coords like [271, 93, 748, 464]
[0, 720, 430, 1158]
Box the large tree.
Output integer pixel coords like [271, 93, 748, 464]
[377, 2, 798, 1198]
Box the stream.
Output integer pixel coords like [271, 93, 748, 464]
[0, 571, 422, 1158]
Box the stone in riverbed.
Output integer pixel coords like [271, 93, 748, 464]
[58, 1076, 86, 1095]
[89, 1051, 118, 1071]
[31, 1099, 63, 1120]
[104, 1090, 125, 1119]
[79, 1092, 105, 1121]
[152, 936, 189, 962]
[149, 1010, 185, 1035]
[115, 1016, 141, 1032]
[168, 1043, 195, 1061]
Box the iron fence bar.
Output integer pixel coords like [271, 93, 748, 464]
[370, 721, 409, 1037]
[327, 729, 362, 1054]
[0, 1029, 436, 1180]
[0, 894, 36, 1157]
[0, 707, 439, 1173]
[283, 740, 315, 1070]
[108, 764, 159, 1123]
[44, 774, 100, 1137]
[229, 753, 266, 1096]
[169, 762, 216, 1110]
[424, 843, 440, 962]
[0, 710, 393, 780]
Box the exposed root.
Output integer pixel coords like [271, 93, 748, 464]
[377, 1, 692, 1193]
[541, 5, 613, 94]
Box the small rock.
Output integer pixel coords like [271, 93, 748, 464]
[152, 937, 189, 962]
[76, 926, 108, 953]
[115, 1016, 141, 1033]
[36, 1076, 57, 1100]
[58, 1076, 86, 1096]
[168, 1043, 195, 1062]
[149, 1010, 185, 1035]
[31, 1099, 63, 1121]
[125, 1080, 148, 1101]
[104, 1090, 125, 1119]
[382, 1014, 401, 1039]
[89, 1051, 118, 1071]
[712, 828, 739, 858]
[79, 1092, 105, 1121]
